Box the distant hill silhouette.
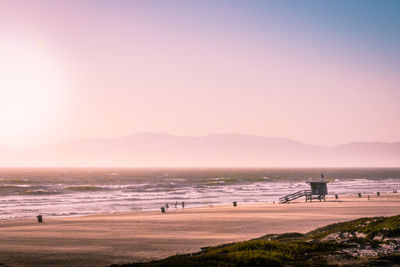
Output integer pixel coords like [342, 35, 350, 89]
[0, 133, 399, 167]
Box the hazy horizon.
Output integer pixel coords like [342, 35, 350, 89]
[1, 0, 400, 152]
[0, 132, 398, 168]
[1, 131, 400, 151]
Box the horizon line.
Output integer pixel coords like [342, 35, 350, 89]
[2, 131, 399, 151]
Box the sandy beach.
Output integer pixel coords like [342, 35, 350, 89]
[0, 193, 399, 267]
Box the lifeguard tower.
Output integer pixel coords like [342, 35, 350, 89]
[279, 174, 328, 203]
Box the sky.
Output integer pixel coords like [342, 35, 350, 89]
[0, 0, 399, 149]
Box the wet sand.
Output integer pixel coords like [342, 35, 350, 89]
[0, 193, 399, 266]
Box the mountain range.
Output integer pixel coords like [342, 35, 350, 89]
[0, 133, 399, 167]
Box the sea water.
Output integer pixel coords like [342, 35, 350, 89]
[1, 168, 399, 220]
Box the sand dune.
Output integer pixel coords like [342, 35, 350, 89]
[0, 194, 399, 266]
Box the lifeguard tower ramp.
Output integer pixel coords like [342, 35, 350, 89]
[279, 178, 328, 203]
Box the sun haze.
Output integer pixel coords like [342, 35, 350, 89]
[0, 0, 399, 150]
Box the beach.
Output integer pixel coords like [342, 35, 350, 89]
[0, 193, 399, 266]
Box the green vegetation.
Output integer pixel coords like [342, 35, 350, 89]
[307, 215, 400, 240]
[111, 215, 400, 267]
[113, 240, 342, 267]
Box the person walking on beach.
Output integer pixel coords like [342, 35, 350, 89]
[175, 201, 178, 208]
[165, 203, 169, 209]
[182, 201, 185, 208]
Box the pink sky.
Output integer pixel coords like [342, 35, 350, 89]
[0, 1, 399, 149]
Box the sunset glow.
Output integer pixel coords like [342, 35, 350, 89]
[0, 33, 71, 148]
[0, 0, 399, 152]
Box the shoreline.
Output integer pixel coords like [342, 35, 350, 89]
[2, 191, 398, 223]
[0, 193, 399, 266]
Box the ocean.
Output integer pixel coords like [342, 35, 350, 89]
[1, 167, 399, 221]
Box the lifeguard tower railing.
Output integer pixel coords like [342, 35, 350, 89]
[279, 190, 312, 203]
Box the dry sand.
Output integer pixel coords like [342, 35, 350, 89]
[0, 193, 399, 267]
